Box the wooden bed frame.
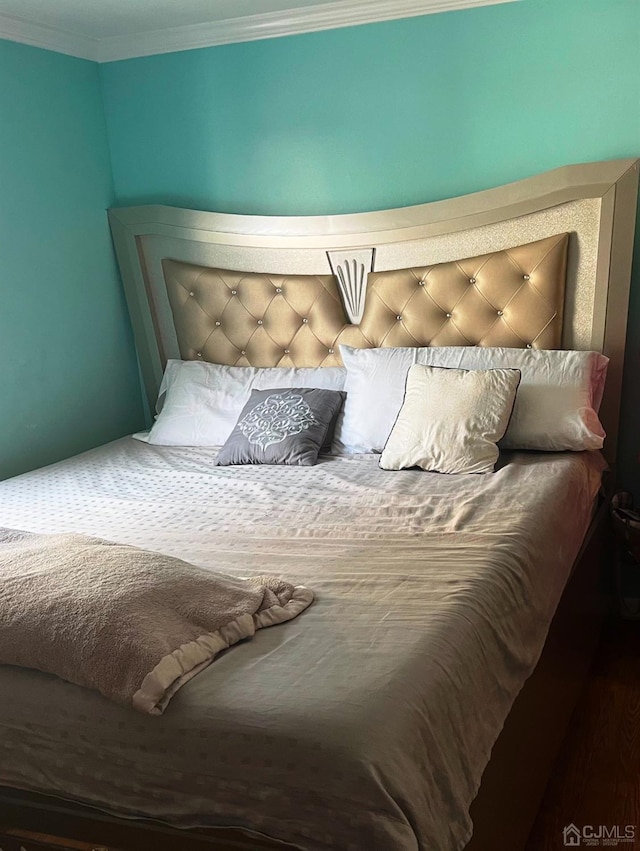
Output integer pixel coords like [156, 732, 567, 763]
[0, 158, 638, 851]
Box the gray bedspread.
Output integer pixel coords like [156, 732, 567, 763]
[0, 438, 604, 850]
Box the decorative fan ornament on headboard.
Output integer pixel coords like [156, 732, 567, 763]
[327, 248, 375, 324]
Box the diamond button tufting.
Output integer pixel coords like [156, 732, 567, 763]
[526, 343, 533, 349]
[215, 321, 221, 326]
[275, 288, 282, 293]
[189, 291, 195, 297]
[523, 274, 530, 281]
[257, 319, 263, 325]
[396, 315, 402, 321]
[231, 290, 237, 295]
[284, 349, 290, 354]
[241, 350, 246, 355]
[497, 310, 503, 316]
[446, 313, 452, 318]
[302, 318, 308, 324]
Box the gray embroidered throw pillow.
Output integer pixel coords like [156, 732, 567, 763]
[216, 388, 346, 466]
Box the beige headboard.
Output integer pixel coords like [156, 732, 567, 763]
[108, 158, 639, 463]
[161, 232, 569, 366]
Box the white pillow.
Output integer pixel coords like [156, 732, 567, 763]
[380, 364, 521, 474]
[335, 345, 608, 453]
[139, 360, 346, 447]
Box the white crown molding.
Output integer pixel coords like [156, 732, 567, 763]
[0, 12, 99, 61]
[96, 0, 516, 62]
[0, 0, 517, 64]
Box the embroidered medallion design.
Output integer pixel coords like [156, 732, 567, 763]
[238, 393, 317, 449]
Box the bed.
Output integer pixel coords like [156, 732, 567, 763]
[0, 158, 638, 851]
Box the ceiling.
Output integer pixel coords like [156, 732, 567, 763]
[0, 0, 517, 62]
[0, 0, 345, 39]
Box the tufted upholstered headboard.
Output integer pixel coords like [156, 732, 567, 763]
[109, 158, 639, 463]
[160, 233, 569, 366]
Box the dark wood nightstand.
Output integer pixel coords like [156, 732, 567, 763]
[611, 491, 640, 619]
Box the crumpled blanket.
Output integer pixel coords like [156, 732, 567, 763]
[0, 528, 313, 714]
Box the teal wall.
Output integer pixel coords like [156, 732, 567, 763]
[100, 0, 640, 490]
[0, 40, 144, 479]
[100, 0, 639, 215]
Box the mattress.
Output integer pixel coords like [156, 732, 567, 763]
[0, 438, 605, 851]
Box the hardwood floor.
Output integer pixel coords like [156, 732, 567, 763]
[526, 616, 640, 850]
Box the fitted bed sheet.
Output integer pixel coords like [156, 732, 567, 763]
[0, 438, 605, 851]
